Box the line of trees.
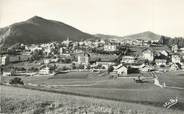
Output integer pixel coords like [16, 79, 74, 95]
[159, 36, 184, 48]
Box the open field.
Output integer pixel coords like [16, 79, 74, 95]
[158, 71, 184, 88]
[3, 61, 42, 69]
[1, 71, 184, 112]
[1, 85, 183, 114]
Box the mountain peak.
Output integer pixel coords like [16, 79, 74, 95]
[27, 16, 47, 22]
[142, 31, 157, 35]
[0, 16, 94, 47]
[143, 31, 153, 33]
[123, 31, 161, 41]
[30, 15, 44, 19]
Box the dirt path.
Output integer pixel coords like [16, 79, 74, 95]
[166, 86, 184, 90]
[27, 79, 108, 87]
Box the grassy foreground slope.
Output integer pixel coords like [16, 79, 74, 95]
[1, 71, 184, 112]
[0, 85, 183, 114]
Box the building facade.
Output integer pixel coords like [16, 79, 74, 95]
[171, 54, 181, 63]
[142, 48, 154, 62]
[104, 45, 117, 51]
[77, 53, 90, 65]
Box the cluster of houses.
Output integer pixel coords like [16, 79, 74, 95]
[1, 38, 184, 77]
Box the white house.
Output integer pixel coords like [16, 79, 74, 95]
[28, 45, 42, 52]
[155, 59, 167, 66]
[170, 63, 179, 71]
[62, 37, 72, 46]
[99, 40, 105, 44]
[59, 47, 63, 55]
[121, 56, 135, 64]
[139, 65, 154, 72]
[104, 45, 117, 51]
[171, 45, 178, 53]
[2, 69, 15, 76]
[77, 53, 90, 65]
[132, 39, 143, 46]
[171, 54, 181, 63]
[44, 59, 50, 64]
[44, 58, 59, 64]
[3, 72, 12, 76]
[122, 39, 134, 45]
[113, 65, 127, 76]
[113, 63, 123, 70]
[43, 47, 52, 55]
[179, 47, 184, 53]
[84, 41, 93, 46]
[39, 67, 50, 75]
[8, 55, 31, 63]
[181, 63, 184, 70]
[74, 49, 83, 53]
[79, 41, 85, 46]
[142, 48, 154, 62]
[0, 55, 9, 65]
[159, 50, 169, 57]
[95, 61, 115, 69]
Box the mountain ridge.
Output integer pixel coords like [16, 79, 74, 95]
[95, 31, 161, 41]
[122, 31, 161, 40]
[0, 16, 164, 48]
[0, 16, 95, 47]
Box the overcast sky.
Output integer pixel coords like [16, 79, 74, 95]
[0, 0, 184, 37]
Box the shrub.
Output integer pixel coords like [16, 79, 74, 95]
[62, 66, 70, 71]
[9, 77, 24, 85]
[108, 65, 114, 74]
[79, 64, 84, 69]
[160, 65, 165, 67]
[71, 63, 76, 69]
[128, 67, 140, 74]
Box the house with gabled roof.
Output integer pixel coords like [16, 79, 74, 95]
[113, 64, 127, 76]
[141, 48, 154, 62]
[121, 55, 136, 64]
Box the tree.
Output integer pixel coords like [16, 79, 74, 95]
[62, 58, 71, 63]
[144, 59, 149, 65]
[127, 67, 140, 74]
[71, 63, 76, 69]
[0, 67, 3, 74]
[159, 36, 170, 45]
[119, 46, 131, 55]
[102, 66, 106, 69]
[31, 49, 44, 60]
[108, 65, 114, 74]
[62, 66, 68, 70]
[79, 64, 84, 69]
[29, 67, 39, 72]
[97, 64, 102, 69]
[86, 65, 91, 69]
[9, 77, 24, 85]
[159, 36, 184, 48]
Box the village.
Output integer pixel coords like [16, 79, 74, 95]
[1, 0, 184, 113]
[0, 37, 184, 78]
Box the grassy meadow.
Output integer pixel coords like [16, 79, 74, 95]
[1, 85, 183, 114]
[1, 71, 184, 113]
